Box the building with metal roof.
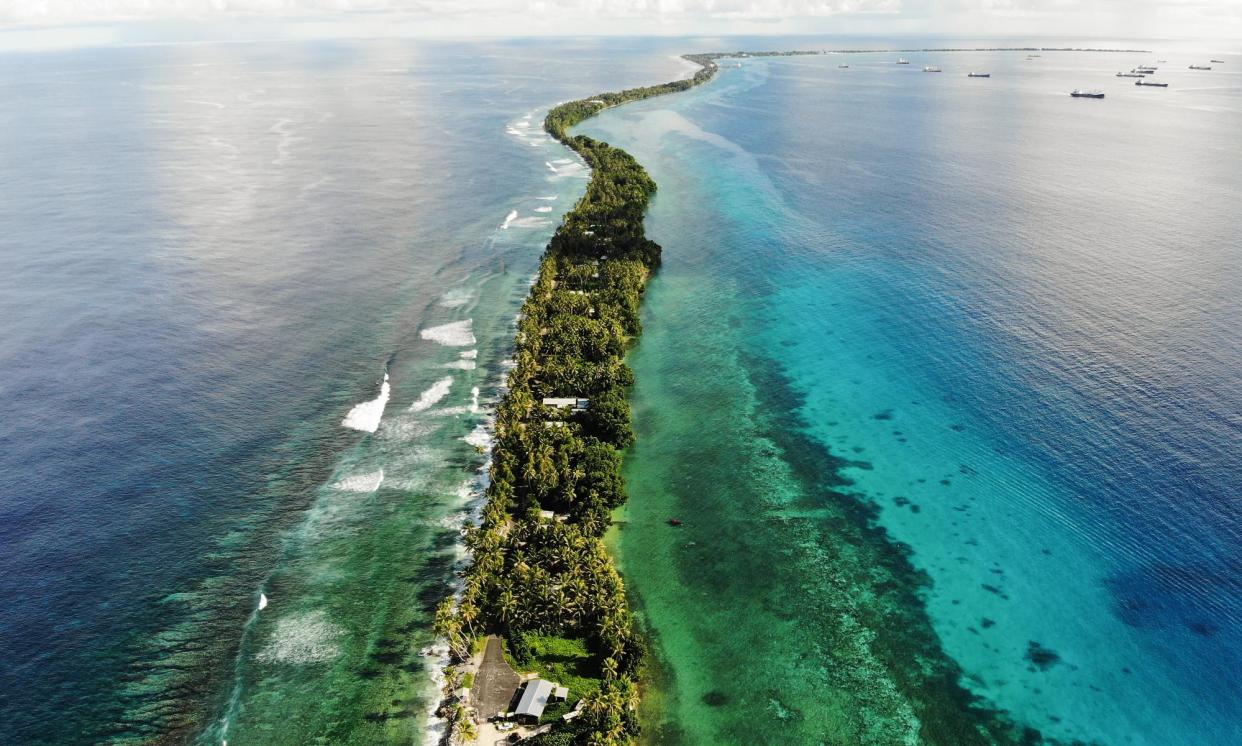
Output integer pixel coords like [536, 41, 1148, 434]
[514, 679, 555, 721]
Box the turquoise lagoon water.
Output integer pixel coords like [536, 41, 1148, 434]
[582, 47, 1242, 744]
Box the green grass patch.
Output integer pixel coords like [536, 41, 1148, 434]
[461, 672, 475, 689]
[522, 633, 602, 702]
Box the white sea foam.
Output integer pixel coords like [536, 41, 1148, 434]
[459, 349, 478, 359]
[409, 376, 454, 413]
[421, 640, 453, 744]
[464, 424, 492, 450]
[510, 217, 553, 229]
[501, 209, 518, 229]
[420, 320, 476, 347]
[534, 206, 553, 213]
[186, 99, 226, 109]
[536, 195, 558, 201]
[515, 120, 530, 128]
[258, 593, 268, 611]
[470, 386, 480, 414]
[442, 360, 477, 370]
[438, 287, 474, 308]
[545, 161, 559, 174]
[254, 610, 345, 665]
[341, 373, 390, 433]
[332, 469, 385, 493]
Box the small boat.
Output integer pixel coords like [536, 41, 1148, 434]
[897, 58, 910, 64]
[1136, 80, 1169, 87]
[923, 66, 942, 73]
[1116, 73, 1145, 78]
[967, 72, 991, 78]
[668, 518, 683, 527]
[1189, 65, 1212, 70]
[838, 64, 850, 69]
[1070, 89, 1105, 99]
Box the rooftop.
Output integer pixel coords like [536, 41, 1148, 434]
[515, 679, 555, 719]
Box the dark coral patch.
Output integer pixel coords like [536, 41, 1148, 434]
[1025, 641, 1061, 671]
[702, 690, 729, 707]
[873, 409, 894, 420]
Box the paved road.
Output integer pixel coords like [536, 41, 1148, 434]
[472, 635, 521, 721]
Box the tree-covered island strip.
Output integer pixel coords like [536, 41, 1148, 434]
[429, 51, 798, 746]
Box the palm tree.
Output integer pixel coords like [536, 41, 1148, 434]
[602, 656, 620, 681]
[497, 588, 518, 625]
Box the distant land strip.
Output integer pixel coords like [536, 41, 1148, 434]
[740, 47, 1151, 54]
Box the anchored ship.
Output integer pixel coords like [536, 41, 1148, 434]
[897, 58, 910, 64]
[1136, 80, 1169, 87]
[1189, 65, 1212, 70]
[967, 72, 991, 78]
[1070, 89, 1105, 99]
[923, 66, 942, 72]
[1117, 73, 1145, 77]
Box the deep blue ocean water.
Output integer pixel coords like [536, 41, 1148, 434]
[582, 43, 1242, 744]
[3, 35, 1240, 745]
[0, 38, 692, 744]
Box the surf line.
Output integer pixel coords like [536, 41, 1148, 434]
[430, 52, 792, 745]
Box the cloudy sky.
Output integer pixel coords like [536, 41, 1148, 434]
[0, 0, 1237, 47]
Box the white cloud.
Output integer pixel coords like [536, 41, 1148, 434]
[0, 0, 1236, 37]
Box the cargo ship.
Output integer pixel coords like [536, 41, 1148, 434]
[1070, 89, 1105, 99]
[1189, 65, 1212, 70]
[1117, 72, 1145, 78]
[897, 58, 910, 64]
[923, 66, 942, 72]
[968, 72, 991, 78]
[1136, 80, 1168, 87]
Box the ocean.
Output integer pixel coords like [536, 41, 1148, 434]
[579, 44, 1242, 744]
[0, 38, 689, 744]
[2, 35, 1239, 746]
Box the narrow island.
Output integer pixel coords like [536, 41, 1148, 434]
[429, 51, 772, 745]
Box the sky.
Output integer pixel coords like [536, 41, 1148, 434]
[0, 0, 1238, 50]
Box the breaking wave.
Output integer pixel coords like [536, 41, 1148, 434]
[420, 320, 476, 347]
[341, 373, 390, 433]
[409, 377, 454, 413]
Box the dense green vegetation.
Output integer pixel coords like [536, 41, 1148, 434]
[433, 52, 818, 744]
